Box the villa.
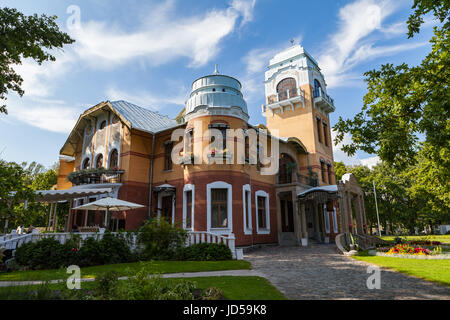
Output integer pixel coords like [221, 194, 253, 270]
[54, 45, 367, 247]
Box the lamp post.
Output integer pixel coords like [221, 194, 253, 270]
[373, 181, 381, 236]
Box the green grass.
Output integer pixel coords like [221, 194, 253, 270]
[380, 235, 450, 243]
[0, 276, 286, 300]
[0, 260, 252, 282]
[354, 256, 450, 286]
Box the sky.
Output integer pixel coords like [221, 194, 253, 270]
[0, 0, 437, 169]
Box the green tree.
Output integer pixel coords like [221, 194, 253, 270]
[333, 0, 450, 226]
[334, 161, 347, 181]
[0, 7, 74, 114]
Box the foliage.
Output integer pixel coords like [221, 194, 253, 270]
[0, 7, 74, 114]
[14, 233, 133, 270]
[96, 271, 120, 298]
[138, 218, 187, 260]
[66, 167, 123, 183]
[333, 0, 450, 223]
[201, 287, 224, 300]
[0, 247, 3, 264]
[115, 267, 196, 300]
[177, 243, 233, 261]
[334, 161, 347, 182]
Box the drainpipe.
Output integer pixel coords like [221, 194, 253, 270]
[148, 133, 156, 219]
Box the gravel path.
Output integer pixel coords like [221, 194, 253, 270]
[244, 244, 450, 300]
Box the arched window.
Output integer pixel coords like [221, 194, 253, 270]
[99, 120, 107, 130]
[109, 149, 118, 169]
[82, 158, 90, 170]
[314, 79, 322, 98]
[277, 78, 297, 101]
[95, 154, 104, 168]
[279, 153, 296, 184]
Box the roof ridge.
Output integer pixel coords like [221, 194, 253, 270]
[110, 100, 174, 120]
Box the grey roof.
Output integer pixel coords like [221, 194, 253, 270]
[110, 100, 178, 133]
[297, 185, 338, 198]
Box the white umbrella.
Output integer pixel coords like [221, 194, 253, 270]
[72, 197, 145, 229]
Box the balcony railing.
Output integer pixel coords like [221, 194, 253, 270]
[314, 88, 334, 107]
[67, 169, 124, 186]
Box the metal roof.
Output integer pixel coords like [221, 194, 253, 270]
[110, 100, 178, 134]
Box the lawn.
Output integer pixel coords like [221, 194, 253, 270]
[354, 256, 450, 286]
[0, 276, 286, 300]
[380, 235, 450, 243]
[0, 260, 251, 282]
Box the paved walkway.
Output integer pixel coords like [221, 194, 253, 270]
[245, 244, 450, 300]
[0, 270, 263, 288]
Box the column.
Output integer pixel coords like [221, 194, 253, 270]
[292, 192, 300, 246]
[300, 203, 308, 246]
[313, 200, 321, 242]
[276, 193, 282, 245]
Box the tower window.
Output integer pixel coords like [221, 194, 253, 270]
[82, 158, 90, 170]
[276, 78, 297, 101]
[327, 163, 333, 185]
[316, 117, 323, 143]
[314, 80, 322, 98]
[320, 160, 327, 183]
[323, 122, 329, 146]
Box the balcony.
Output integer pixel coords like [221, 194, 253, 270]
[262, 88, 305, 116]
[313, 88, 335, 113]
[276, 171, 318, 188]
[67, 168, 124, 186]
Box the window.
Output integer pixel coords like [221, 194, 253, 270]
[327, 163, 333, 185]
[320, 161, 327, 183]
[183, 184, 195, 230]
[279, 154, 295, 184]
[323, 122, 329, 146]
[332, 207, 339, 233]
[164, 142, 173, 171]
[276, 78, 297, 101]
[95, 154, 104, 168]
[207, 181, 232, 233]
[314, 79, 321, 98]
[211, 189, 228, 228]
[323, 204, 330, 234]
[243, 185, 252, 234]
[109, 149, 118, 169]
[316, 117, 323, 143]
[255, 190, 270, 234]
[82, 158, 90, 169]
[209, 124, 228, 151]
[100, 120, 107, 130]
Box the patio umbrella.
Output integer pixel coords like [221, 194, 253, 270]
[72, 197, 145, 229]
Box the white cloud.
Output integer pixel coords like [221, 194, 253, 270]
[105, 86, 188, 111]
[7, 96, 80, 134]
[317, 0, 426, 88]
[360, 156, 381, 169]
[70, 0, 256, 69]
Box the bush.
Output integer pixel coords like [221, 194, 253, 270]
[138, 219, 187, 260]
[96, 271, 120, 298]
[15, 232, 133, 270]
[177, 243, 232, 261]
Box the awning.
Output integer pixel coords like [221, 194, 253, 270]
[154, 184, 176, 193]
[34, 188, 112, 203]
[297, 185, 339, 202]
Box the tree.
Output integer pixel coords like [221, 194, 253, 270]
[334, 161, 347, 181]
[333, 0, 450, 224]
[0, 7, 74, 114]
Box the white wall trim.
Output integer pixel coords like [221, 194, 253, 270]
[207, 181, 233, 235]
[255, 190, 270, 235]
[242, 184, 252, 235]
[183, 184, 195, 231]
[332, 207, 338, 233]
[323, 204, 330, 234]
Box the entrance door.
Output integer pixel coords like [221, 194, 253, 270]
[161, 195, 173, 223]
[280, 199, 294, 232]
[305, 202, 315, 239]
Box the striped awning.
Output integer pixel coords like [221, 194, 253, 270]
[34, 188, 112, 203]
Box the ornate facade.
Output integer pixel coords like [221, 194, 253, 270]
[57, 44, 367, 247]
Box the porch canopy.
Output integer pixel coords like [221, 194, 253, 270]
[34, 188, 113, 203]
[153, 184, 176, 193]
[297, 185, 339, 202]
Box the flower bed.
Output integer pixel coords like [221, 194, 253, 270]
[387, 244, 431, 255]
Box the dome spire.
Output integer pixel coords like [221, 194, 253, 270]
[213, 64, 220, 75]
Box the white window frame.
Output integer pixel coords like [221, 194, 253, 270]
[242, 184, 252, 235]
[332, 207, 338, 233]
[207, 181, 233, 235]
[183, 184, 195, 231]
[255, 190, 270, 234]
[323, 204, 330, 234]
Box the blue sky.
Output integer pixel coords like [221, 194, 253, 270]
[0, 0, 437, 168]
